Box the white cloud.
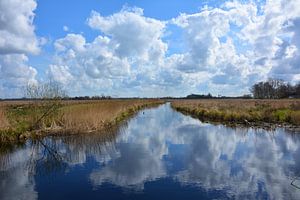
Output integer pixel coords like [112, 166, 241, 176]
[48, 65, 73, 85]
[54, 34, 86, 52]
[172, 8, 230, 72]
[49, 34, 131, 95]
[0, 54, 37, 98]
[270, 17, 300, 82]
[167, 3, 256, 95]
[0, 0, 40, 98]
[63, 26, 69, 32]
[0, 0, 39, 55]
[37, 1, 300, 97]
[48, 8, 173, 96]
[167, 0, 300, 95]
[234, 0, 300, 83]
[87, 7, 167, 63]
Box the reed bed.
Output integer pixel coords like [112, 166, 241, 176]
[58, 100, 161, 133]
[0, 105, 9, 129]
[171, 99, 300, 126]
[0, 99, 163, 142]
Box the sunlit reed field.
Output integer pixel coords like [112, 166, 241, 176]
[59, 100, 162, 132]
[0, 105, 9, 129]
[171, 99, 300, 126]
[0, 99, 163, 142]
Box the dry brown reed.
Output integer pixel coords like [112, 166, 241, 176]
[171, 99, 300, 126]
[0, 99, 163, 141]
[172, 99, 300, 110]
[57, 99, 161, 133]
[0, 104, 9, 129]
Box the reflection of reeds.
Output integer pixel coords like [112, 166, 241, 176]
[60, 123, 125, 164]
[0, 121, 126, 176]
[171, 99, 300, 126]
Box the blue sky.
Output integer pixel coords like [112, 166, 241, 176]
[32, 0, 226, 58]
[0, 0, 299, 98]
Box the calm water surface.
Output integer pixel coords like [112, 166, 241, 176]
[1, 103, 300, 200]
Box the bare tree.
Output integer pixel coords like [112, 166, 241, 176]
[251, 79, 299, 99]
[26, 80, 67, 99]
[25, 80, 67, 130]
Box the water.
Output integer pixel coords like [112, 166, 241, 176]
[1, 103, 300, 200]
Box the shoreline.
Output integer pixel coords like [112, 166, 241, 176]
[174, 107, 300, 132]
[171, 103, 300, 133]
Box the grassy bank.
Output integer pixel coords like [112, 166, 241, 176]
[171, 99, 300, 128]
[0, 99, 163, 143]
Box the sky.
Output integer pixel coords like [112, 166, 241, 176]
[0, 0, 300, 98]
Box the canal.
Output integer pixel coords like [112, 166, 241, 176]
[1, 103, 300, 199]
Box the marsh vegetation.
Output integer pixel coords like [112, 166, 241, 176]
[0, 99, 163, 143]
[171, 99, 300, 128]
[0, 81, 163, 143]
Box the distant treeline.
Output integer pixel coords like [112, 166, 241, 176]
[251, 79, 300, 99]
[70, 95, 112, 100]
[160, 94, 252, 99]
[186, 93, 213, 99]
[1, 79, 299, 101]
[0, 96, 159, 101]
[182, 79, 300, 99]
[0, 95, 113, 101]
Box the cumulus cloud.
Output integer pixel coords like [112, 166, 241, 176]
[87, 7, 167, 62]
[270, 17, 300, 81]
[48, 8, 175, 96]
[54, 34, 86, 52]
[0, 54, 37, 98]
[172, 8, 230, 72]
[161, 0, 300, 95]
[45, 0, 300, 97]
[48, 65, 73, 85]
[0, 0, 40, 98]
[0, 0, 39, 55]
[234, 0, 300, 84]
[48, 34, 130, 95]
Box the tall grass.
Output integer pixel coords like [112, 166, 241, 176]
[171, 99, 300, 126]
[0, 105, 9, 129]
[57, 100, 162, 133]
[0, 99, 163, 142]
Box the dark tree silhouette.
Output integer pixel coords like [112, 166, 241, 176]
[251, 79, 299, 99]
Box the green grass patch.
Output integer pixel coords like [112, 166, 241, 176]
[273, 109, 291, 122]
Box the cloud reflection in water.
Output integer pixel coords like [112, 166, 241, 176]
[0, 104, 300, 199]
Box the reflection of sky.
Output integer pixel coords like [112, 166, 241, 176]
[1, 104, 300, 199]
[0, 146, 38, 200]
